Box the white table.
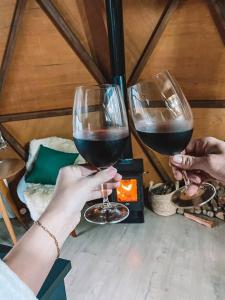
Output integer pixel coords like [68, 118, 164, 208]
[62, 209, 225, 300]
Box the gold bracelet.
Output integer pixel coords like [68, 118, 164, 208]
[34, 220, 60, 259]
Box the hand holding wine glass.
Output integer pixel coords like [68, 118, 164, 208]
[170, 137, 225, 195]
[128, 70, 216, 208]
[73, 84, 130, 224]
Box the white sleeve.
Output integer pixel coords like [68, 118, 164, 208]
[0, 259, 37, 300]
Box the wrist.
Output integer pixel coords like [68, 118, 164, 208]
[46, 193, 82, 223]
[39, 209, 80, 247]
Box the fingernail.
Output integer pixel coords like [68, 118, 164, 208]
[172, 155, 183, 164]
[115, 173, 122, 180]
[105, 166, 116, 173]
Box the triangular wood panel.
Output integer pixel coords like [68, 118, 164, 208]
[55, 0, 111, 80]
[0, 0, 16, 62]
[0, 0, 96, 115]
[52, 0, 93, 56]
[141, 0, 225, 100]
[124, 0, 168, 79]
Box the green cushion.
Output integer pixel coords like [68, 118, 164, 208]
[25, 145, 79, 185]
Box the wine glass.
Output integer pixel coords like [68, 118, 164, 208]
[0, 130, 7, 150]
[73, 84, 130, 224]
[128, 70, 216, 208]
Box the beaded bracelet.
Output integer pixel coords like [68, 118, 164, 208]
[34, 220, 60, 259]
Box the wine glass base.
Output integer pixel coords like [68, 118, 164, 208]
[171, 182, 216, 209]
[84, 202, 129, 225]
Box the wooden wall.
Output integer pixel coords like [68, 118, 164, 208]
[0, 0, 225, 186]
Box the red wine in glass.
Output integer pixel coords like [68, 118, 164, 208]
[136, 123, 193, 156]
[74, 130, 129, 169]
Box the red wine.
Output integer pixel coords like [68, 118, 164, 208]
[137, 124, 193, 155]
[74, 130, 129, 168]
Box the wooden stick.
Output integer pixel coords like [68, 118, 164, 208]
[184, 213, 215, 228]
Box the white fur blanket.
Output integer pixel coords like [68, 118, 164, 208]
[23, 137, 85, 221]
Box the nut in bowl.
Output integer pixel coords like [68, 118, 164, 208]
[148, 182, 177, 216]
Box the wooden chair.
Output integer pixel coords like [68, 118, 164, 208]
[0, 159, 25, 245]
[0, 192, 17, 245]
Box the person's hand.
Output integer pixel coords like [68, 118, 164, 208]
[169, 137, 225, 195]
[45, 165, 122, 227]
[4, 165, 122, 295]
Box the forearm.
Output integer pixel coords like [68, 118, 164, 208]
[3, 206, 76, 295]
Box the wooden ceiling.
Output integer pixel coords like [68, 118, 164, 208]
[0, 0, 224, 182]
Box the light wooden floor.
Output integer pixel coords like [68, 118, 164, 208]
[1, 210, 225, 300]
[61, 209, 225, 300]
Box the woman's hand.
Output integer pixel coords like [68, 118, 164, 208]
[169, 137, 225, 195]
[46, 165, 122, 227]
[4, 165, 122, 296]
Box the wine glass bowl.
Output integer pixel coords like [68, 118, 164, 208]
[73, 84, 130, 224]
[128, 72, 193, 156]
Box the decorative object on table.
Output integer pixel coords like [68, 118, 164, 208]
[148, 181, 177, 216]
[0, 158, 25, 244]
[110, 159, 144, 223]
[17, 137, 85, 221]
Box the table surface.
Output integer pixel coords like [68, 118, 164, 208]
[61, 209, 225, 300]
[0, 159, 25, 180]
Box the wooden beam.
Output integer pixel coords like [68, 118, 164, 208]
[77, 0, 111, 80]
[0, 107, 72, 123]
[0, 124, 26, 160]
[0, 0, 27, 96]
[1, 100, 225, 123]
[190, 99, 225, 108]
[129, 99, 225, 108]
[36, 0, 106, 84]
[208, 0, 225, 45]
[127, 0, 179, 86]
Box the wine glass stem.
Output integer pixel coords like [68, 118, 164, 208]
[101, 183, 112, 208]
[182, 170, 190, 188]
